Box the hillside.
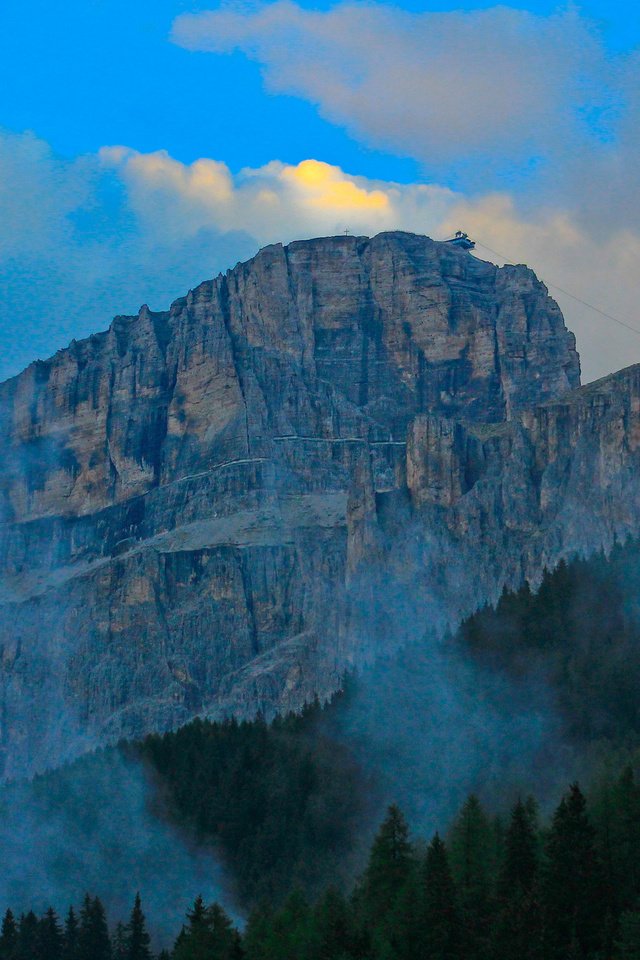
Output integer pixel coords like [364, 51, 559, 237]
[4, 539, 640, 936]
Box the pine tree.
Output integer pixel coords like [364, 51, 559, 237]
[125, 894, 151, 960]
[0, 909, 17, 960]
[37, 908, 64, 960]
[421, 833, 459, 960]
[358, 805, 415, 958]
[62, 908, 79, 960]
[78, 896, 111, 960]
[17, 911, 39, 960]
[491, 799, 541, 960]
[448, 795, 495, 960]
[542, 784, 604, 960]
[361, 806, 415, 923]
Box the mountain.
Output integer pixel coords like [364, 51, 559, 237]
[1, 230, 637, 778]
[5, 538, 640, 932]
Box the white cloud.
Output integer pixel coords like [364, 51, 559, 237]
[2, 128, 639, 385]
[0, 130, 257, 380]
[164, 0, 640, 380]
[100, 147, 455, 241]
[169, 1, 640, 251]
[171, 2, 616, 182]
[0, 131, 90, 258]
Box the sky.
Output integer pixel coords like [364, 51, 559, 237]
[1, 0, 639, 383]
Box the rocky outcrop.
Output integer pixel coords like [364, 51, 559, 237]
[349, 364, 640, 656]
[0, 229, 616, 778]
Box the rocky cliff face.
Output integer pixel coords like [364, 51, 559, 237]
[347, 364, 640, 654]
[1, 229, 628, 778]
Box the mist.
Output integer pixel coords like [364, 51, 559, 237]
[329, 635, 569, 836]
[325, 517, 602, 840]
[0, 748, 230, 945]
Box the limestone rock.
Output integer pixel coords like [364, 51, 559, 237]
[0, 230, 605, 778]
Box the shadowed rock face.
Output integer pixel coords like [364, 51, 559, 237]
[0, 228, 619, 778]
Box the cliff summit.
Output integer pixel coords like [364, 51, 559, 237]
[1, 231, 634, 777]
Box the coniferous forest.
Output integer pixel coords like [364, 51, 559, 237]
[2, 774, 640, 959]
[3, 539, 640, 955]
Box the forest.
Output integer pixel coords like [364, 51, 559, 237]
[137, 538, 640, 909]
[3, 539, 640, 955]
[136, 703, 373, 905]
[2, 770, 640, 959]
[458, 540, 640, 749]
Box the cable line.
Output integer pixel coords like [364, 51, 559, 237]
[472, 237, 640, 338]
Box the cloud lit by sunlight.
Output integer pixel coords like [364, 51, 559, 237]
[2, 128, 640, 384]
[282, 159, 390, 210]
[172, 1, 618, 190]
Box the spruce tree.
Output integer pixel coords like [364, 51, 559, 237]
[207, 903, 242, 960]
[0, 909, 17, 960]
[421, 833, 459, 960]
[171, 927, 188, 959]
[77, 896, 92, 956]
[172, 896, 239, 960]
[386, 875, 421, 960]
[125, 894, 151, 960]
[111, 923, 127, 960]
[314, 887, 354, 960]
[62, 908, 79, 960]
[542, 784, 604, 960]
[37, 908, 64, 960]
[266, 890, 317, 960]
[172, 896, 210, 960]
[78, 896, 111, 960]
[361, 806, 415, 923]
[616, 910, 640, 959]
[359, 805, 415, 958]
[491, 799, 541, 960]
[242, 903, 274, 960]
[592, 766, 640, 917]
[448, 795, 495, 960]
[17, 911, 39, 960]
[498, 799, 538, 899]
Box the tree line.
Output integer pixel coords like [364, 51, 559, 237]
[137, 702, 371, 906]
[11, 538, 640, 922]
[0, 892, 152, 960]
[3, 766, 640, 959]
[459, 541, 640, 748]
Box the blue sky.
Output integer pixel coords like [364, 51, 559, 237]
[1, 0, 639, 381]
[2, 0, 638, 180]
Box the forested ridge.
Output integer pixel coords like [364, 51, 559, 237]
[459, 539, 640, 748]
[4, 539, 640, 955]
[2, 771, 640, 959]
[137, 704, 374, 905]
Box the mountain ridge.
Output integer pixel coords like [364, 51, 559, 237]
[0, 230, 635, 778]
